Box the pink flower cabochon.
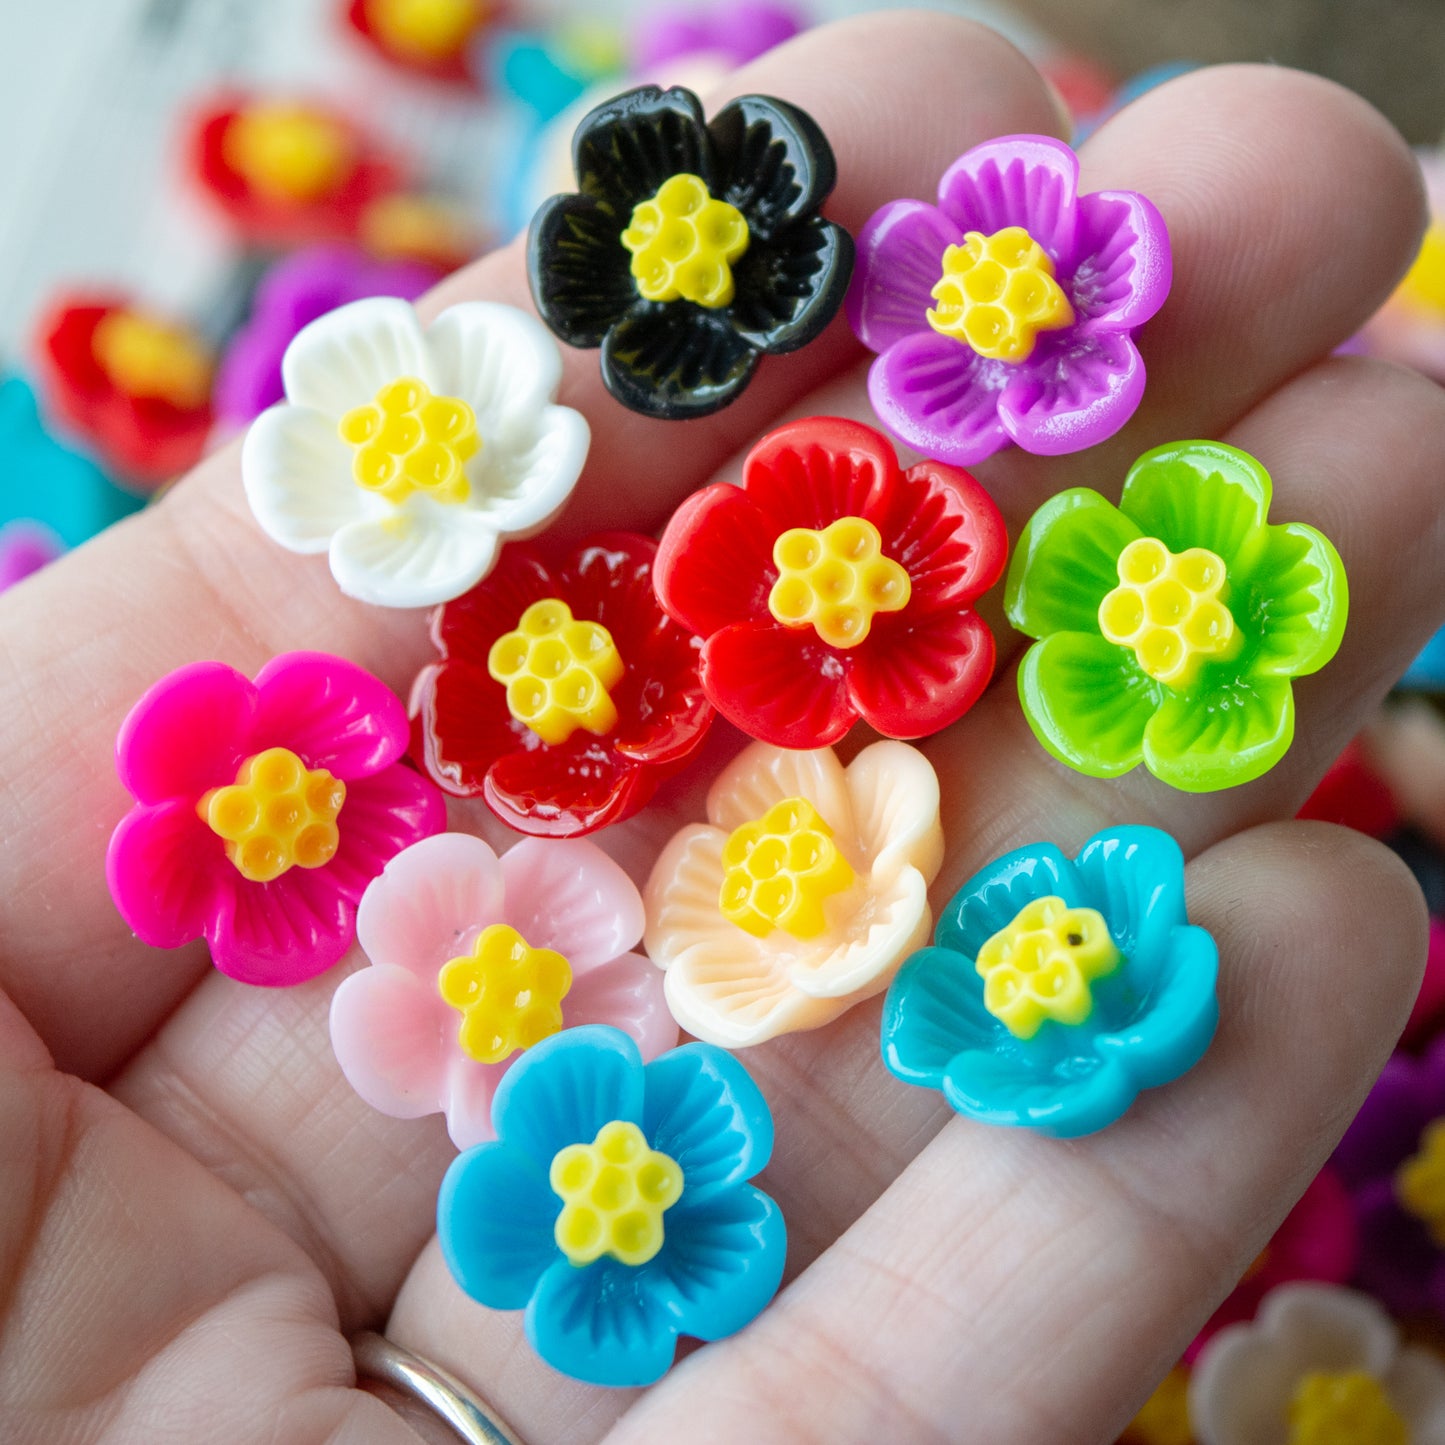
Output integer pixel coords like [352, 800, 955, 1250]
[330, 832, 679, 1148]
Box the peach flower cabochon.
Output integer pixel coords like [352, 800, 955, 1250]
[644, 741, 943, 1048]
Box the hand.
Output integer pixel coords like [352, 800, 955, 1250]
[0, 12, 1440, 1443]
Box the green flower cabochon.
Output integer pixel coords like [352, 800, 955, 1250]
[1005, 441, 1348, 793]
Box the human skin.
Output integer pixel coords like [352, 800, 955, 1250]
[0, 12, 1442, 1444]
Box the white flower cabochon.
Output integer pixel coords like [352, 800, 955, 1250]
[242, 298, 589, 608]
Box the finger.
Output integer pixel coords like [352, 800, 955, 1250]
[102, 7, 1071, 1334]
[604, 823, 1427, 1445]
[0, 9, 1066, 1080]
[0, 985, 416, 1445]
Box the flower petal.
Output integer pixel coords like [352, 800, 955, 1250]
[790, 863, 932, 1003]
[600, 307, 758, 421]
[942, 1048, 1134, 1137]
[209, 859, 354, 987]
[708, 739, 854, 839]
[1071, 189, 1172, 330]
[644, 1042, 774, 1200]
[1239, 522, 1349, 679]
[1117, 440, 1272, 574]
[329, 508, 501, 609]
[484, 737, 654, 837]
[843, 740, 944, 880]
[1072, 825, 1189, 981]
[251, 651, 411, 778]
[1004, 487, 1143, 640]
[728, 219, 853, 355]
[438, 1142, 559, 1310]
[846, 607, 996, 740]
[1018, 631, 1159, 779]
[996, 333, 1146, 456]
[527, 1257, 678, 1387]
[1387, 1348, 1445, 1436]
[881, 945, 998, 1088]
[711, 94, 835, 234]
[655, 1185, 786, 1342]
[573, 86, 714, 210]
[431, 544, 557, 668]
[317, 764, 449, 909]
[934, 842, 1082, 959]
[492, 1025, 645, 1165]
[116, 659, 257, 804]
[1143, 675, 1294, 792]
[281, 297, 434, 417]
[1094, 923, 1218, 1087]
[740, 414, 898, 532]
[564, 952, 678, 1060]
[1187, 1320, 1306, 1445]
[882, 459, 1009, 612]
[846, 199, 960, 354]
[424, 302, 564, 437]
[241, 403, 371, 554]
[500, 837, 646, 970]
[663, 940, 809, 1048]
[936, 135, 1079, 262]
[527, 193, 636, 349]
[868, 330, 1009, 468]
[413, 660, 524, 798]
[355, 832, 505, 980]
[466, 403, 590, 537]
[642, 824, 732, 967]
[702, 621, 855, 749]
[653, 483, 776, 637]
[442, 1052, 512, 1150]
[106, 801, 228, 949]
[328, 963, 452, 1118]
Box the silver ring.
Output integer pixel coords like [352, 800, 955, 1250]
[352, 1331, 526, 1445]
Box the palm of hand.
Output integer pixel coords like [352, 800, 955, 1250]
[1, 15, 1443, 1444]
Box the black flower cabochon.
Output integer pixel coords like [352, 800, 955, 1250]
[528, 86, 855, 420]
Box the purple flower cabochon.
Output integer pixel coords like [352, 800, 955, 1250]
[846, 135, 1172, 466]
[214, 245, 438, 429]
[1332, 1039, 1445, 1315]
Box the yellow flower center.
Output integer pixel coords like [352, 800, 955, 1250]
[91, 311, 213, 409]
[1121, 1366, 1193, 1445]
[720, 797, 855, 940]
[223, 104, 355, 203]
[338, 377, 479, 507]
[1398, 220, 1445, 317]
[1098, 537, 1241, 688]
[620, 173, 750, 309]
[360, 193, 471, 267]
[550, 1120, 684, 1267]
[767, 516, 911, 650]
[487, 599, 624, 747]
[1288, 1371, 1409, 1445]
[438, 923, 571, 1064]
[1396, 1118, 1445, 1247]
[198, 746, 345, 884]
[975, 895, 1121, 1040]
[927, 226, 1075, 363]
[366, 0, 485, 59]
